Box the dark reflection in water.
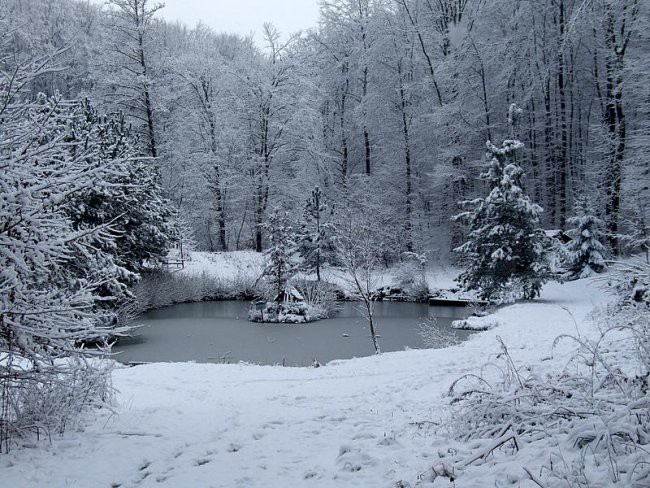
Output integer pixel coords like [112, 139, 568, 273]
[114, 301, 472, 366]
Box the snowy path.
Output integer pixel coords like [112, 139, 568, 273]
[3, 279, 608, 487]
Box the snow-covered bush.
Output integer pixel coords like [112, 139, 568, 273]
[248, 301, 315, 324]
[290, 278, 340, 319]
[1, 359, 114, 451]
[133, 270, 259, 312]
[395, 252, 430, 302]
[565, 196, 608, 279]
[430, 320, 650, 486]
[605, 260, 650, 367]
[451, 316, 498, 331]
[418, 318, 460, 348]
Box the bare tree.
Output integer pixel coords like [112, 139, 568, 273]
[334, 209, 384, 354]
[104, 0, 163, 157]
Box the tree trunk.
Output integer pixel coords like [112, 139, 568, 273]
[138, 32, 157, 158]
[556, 0, 568, 228]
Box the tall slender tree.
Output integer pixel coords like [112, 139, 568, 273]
[104, 0, 162, 158]
[298, 186, 336, 281]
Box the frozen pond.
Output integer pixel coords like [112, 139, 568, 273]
[114, 301, 473, 367]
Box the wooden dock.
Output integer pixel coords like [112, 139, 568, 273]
[428, 297, 489, 307]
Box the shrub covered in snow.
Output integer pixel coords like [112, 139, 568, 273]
[248, 301, 317, 324]
[1, 359, 115, 453]
[428, 262, 650, 487]
[290, 278, 341, 318]
[133, 270, 259, 312]
[395, 252, 430, 302]
[418, 318, 461, 348]
[451, 316, 499, 331]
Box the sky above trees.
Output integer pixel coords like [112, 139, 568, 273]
[95, 0, 320, 42]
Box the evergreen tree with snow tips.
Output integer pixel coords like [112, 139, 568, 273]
[297, 186, 336, 281]
[565, 196, 608, 279]
[454, 138, 549, 301]
[262, 209, 298, 299]
[63, 100, 175, 306]
[0, 88, 131, 449]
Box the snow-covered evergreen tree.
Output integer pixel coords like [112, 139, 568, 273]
[0, 86, 130, 449]
[454, 139, 549, 301]
[63, 100, 175, 301]
[565, 196, 608, 279]
[297, 186, 336, 281]
[262, 209, 298, 299]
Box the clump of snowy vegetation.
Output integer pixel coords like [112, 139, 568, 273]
[451, 316, 499, 331]
[394, 252, 430, 302]
[290, 278, 341, 318]
[426, 264, 650, 487]
[133, 270, 259, 312]
[249, 278, 340, 324]
[249, 301, 314, 324]
[418, 318, 461, 348]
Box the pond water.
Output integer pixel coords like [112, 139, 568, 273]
[114, 301, 473, 367]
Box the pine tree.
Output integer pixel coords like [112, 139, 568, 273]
[454, 139, 550, 301]
[297, 186, 336, 281]
[63, 101, 175, 286]
[262, 209, 298, 299]
[1, 89, 131, 449]
[565, 197, 608, 279]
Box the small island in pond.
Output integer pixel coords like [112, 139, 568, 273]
[249, 286, 328, 324]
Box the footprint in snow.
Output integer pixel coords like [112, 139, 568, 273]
[337, 445, 377, 473]
[352, 432, 376, 441]
[228, 443, 242, 453]
[377, 436, 400, 447]
[304, 468, 324, 480]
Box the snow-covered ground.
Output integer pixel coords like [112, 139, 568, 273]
[180, 251, 267, 282]
[2, 273, 612, 487]
[180, 250, 459, 293]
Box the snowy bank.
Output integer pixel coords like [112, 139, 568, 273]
[180, 251, 461, 302]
